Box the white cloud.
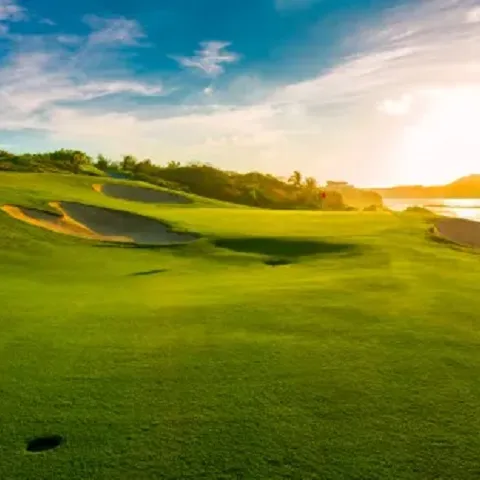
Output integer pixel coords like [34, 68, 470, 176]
[466, 7, 480, 23]
[204, 86, 214, 96]
[173, 41, 239, 77]
[0, 0, 26, 21]
[56, 34, 82, 45]
[0, 46, 164, 127]
[84, 15, 145, 46]
[40, 18, 56, 26]
[82, 80, 163, 97]
[0, 12, 165, 135]
[378, 94, 413, 116]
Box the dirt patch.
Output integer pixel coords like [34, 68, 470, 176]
[95, 183, 192, 204]
[2, 202, 198, 245]
[26, 435, 64, 453]
[433, 217, 480, 248]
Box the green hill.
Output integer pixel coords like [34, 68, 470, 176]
[375, 174, 480, 198]
[1, 173, 480, 479]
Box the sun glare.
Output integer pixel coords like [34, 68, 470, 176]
[391, 87, 480, 185]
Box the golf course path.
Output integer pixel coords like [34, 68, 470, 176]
[94, 183, 192, 204]
[1, 202, 197, 245]
[434, 217, 480, 248]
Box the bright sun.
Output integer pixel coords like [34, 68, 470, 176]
[392, 87, 480, 185]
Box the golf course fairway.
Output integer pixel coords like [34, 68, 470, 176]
[1, 172, 480, 480]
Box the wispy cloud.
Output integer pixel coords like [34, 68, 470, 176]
[0, 11, 164, 134]
[0, 0, 26, 35]
[0, 50, 163, 121]
[267, 0, 480, 121]
[378, 94, 413, 116]
[466, 6, 480, 23]
[172, 41, 239, 77]
[56, 34, 82, 45]
[204, 86, 214, 96]
[0, 0, 26, 22]
[83, 15, 145, 46]
[39, 18, 56, 26]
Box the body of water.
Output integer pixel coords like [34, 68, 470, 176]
[383, 198, 480, 222]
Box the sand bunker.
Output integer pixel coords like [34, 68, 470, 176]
[434, 217, 480, 248]
[95, 183, 192, 204]
[2, 202, 197, 245]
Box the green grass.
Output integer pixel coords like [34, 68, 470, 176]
[79, 164, 108, 177]
[1, 173, 480, 479]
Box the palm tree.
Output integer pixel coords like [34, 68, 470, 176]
[122, 155, 137, 171]
[71, 151, 90, 174]
[304, 177, 318, 191]
[96, 154, 110, 170]
[288, 170, 303, 188]
[167, 160, 181, 169]
[303, 176, 318, 204]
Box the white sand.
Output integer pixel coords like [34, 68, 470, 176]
[96, 184, 192, 204]
[434, 217, 480, 248]
[2, 202, 197, 245]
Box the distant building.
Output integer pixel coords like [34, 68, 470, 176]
[326, 181, 353, 190]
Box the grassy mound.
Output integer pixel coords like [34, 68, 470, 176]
[1, 172, 480, 479]
[0, 173, 239, 211]
[404, 206, 436, 216]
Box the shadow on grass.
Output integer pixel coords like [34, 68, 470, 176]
[264, 258, 292, 267]
[130, 269, 168, 276]
[214, 237, 359, 258]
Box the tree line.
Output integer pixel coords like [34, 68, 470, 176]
[0, 149, 383, 210]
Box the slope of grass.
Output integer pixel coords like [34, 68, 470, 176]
[0, 174, 480, 479]
[0, 172, 243, 211]
[79, 164, 108, 177]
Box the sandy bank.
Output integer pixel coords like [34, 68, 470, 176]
[434, 217, 480, 248]
[95, 184, 192, 204]
[2, 202, 197, 245]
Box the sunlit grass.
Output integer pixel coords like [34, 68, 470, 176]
[1, 173, 479, 479]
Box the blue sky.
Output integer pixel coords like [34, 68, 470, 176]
[1, 0, 480, 186]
